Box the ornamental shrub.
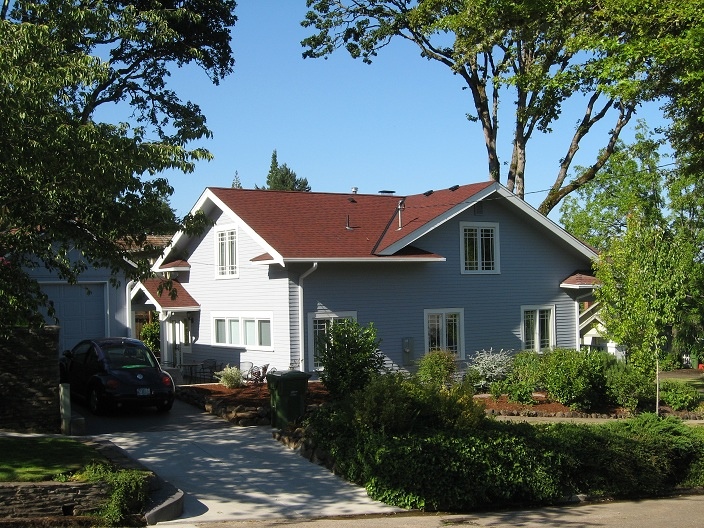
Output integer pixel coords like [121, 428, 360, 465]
[315, 319, 383, 400]
[605, 361, 655, 413]
[541, 348, 612, 410]
[488, 350, 541, 404]
[213, 365, 244, 388]
[139, 318, 160, 355]
[661, 379, 701, 411]
[466, 348, 513, 391]
[415, 349, 458, 389]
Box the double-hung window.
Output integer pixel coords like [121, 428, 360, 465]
[461, 222, 499, 274]
[216, 228, 238, 277]
[213, 313, 272, 348]
[424, 308, 464, 358]
[522, 306, 554, 352]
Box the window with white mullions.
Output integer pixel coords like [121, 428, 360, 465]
[522, 306, 554, 352]
[461, 222, 500, 274]
[424, 308, 464, 358]
[213, 313, 272, 348]
[309, 311, 357, 370]
[216, 228, 237, 277]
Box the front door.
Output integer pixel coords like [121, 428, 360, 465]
[170, 317, 192, 366]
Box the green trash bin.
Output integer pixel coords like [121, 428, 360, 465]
[266, 370, 312, 429]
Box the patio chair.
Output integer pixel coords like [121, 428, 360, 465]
[249, 363, 270, 385]
[240, 361, 254, 381]
[198, 359, 218, 383]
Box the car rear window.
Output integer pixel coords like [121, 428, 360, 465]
[104, 345, 157, 369]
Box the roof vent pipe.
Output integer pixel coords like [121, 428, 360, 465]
[397, 199, 406, 230]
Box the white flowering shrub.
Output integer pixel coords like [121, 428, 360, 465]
[466, 348, 514, 391]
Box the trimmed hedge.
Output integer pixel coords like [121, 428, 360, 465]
[307, 405, 704, 511]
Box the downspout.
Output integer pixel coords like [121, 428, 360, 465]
[125, 280, 136, 338]
[298, 262, 318, 371]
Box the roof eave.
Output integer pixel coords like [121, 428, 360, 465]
[251, 256, 446, 265]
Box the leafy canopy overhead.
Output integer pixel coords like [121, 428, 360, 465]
[0, 0, 236, 333]
[302, 0, 704, 215]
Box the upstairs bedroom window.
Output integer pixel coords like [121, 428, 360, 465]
[216, 228, 238, 277]
[522, 306, 554, 352]
[461, 222, 500, 274]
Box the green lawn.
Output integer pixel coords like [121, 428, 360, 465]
[0, 436, 107, 482]
[661, 368, 704, 393]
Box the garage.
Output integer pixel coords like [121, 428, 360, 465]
[41, 283, 108, 353]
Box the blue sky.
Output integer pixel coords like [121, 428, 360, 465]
[160, 1, 669, 222]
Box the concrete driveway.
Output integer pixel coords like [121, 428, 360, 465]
[79, 399, 400, 526]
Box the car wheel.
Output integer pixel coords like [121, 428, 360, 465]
[88, 387, 104, 415]
[156, 399, 173, 412]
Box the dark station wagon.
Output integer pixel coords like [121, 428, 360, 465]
[60, 337, 175, 414]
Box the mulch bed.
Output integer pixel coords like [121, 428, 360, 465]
[180, 380, 702, 420]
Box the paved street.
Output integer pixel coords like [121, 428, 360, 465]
[183, 494, 704, 527]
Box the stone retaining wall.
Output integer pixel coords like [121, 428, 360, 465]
[175, 385, 271, 426]
[0, 482, 108, 519]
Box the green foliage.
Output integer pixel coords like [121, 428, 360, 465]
[75, 463, 151, 526]
[0, 0, 236, 335]
[415, 350, 457, 389]
[605, 361, 655, 413]
[541, 349, 612, 410]
[315, 319, 383, 400]
[213, 365, 244, 389]
[139, 318, 161, 355]
[307, 400, 704, 511]
[302, 0, 656, 215]
[489, 350, 543, 404]
[558, 123, 665, 252]
[595, 212, 698, 377]
[661, 380, 701, 411]
[257, 149, 311, 191]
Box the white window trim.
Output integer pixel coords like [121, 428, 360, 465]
[215, 225, 239, 279]
[423, 308, 465, 359]
[307, 310, 357, 370]
[521, 304, 556, 352]
[459, 221, 500, 275]
[212, 311, 273, 351]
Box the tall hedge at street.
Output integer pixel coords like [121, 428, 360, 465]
[306, 379, 704, 511]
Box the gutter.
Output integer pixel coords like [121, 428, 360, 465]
[298, 262, 318, 372]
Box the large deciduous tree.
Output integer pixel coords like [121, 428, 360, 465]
[558, 123, 667, 252]
[0, 0, 236, 334]
[303, 1, 704, 217]
[302, 0, 647, 214]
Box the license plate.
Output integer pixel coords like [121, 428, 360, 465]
[137, 388, 151, 396]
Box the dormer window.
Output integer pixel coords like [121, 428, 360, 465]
[216, 228, 238, 277]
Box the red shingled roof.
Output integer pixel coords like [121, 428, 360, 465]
[139, 278, 199, 310]
[208, 182, 494, 260]
[561, 271, 599, 288]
